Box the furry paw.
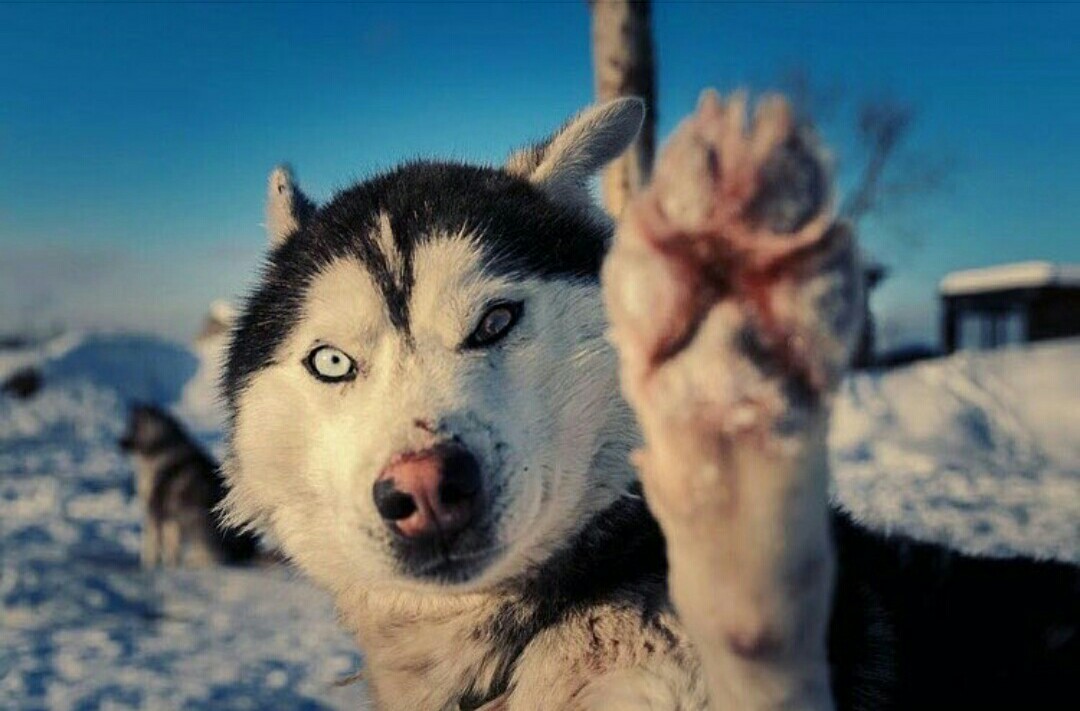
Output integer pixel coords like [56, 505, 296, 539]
[602, 92, 849, 708]
[603, 90, 862, 448]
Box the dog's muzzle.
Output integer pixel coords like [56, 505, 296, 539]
[373, 443, 481, 539]
[373, 443, 498, 582]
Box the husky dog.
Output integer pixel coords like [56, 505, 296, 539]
[119, 403, 259, 567]
[221, 96, 1077, 710]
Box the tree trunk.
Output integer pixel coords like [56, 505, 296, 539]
[589, 0, 657, 218]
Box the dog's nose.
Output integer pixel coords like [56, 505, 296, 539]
[372, 445, 481, 539]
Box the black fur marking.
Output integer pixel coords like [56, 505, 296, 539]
[828, 509, 1080, 710]
[223, 161, 608, 410]
[460, 488, 669, 705]
[135, 433, 182, 458]
[147, 453, 203, 517]
[387, 519, 500, 585]
[457, 498, 1079, 710]
[119, 403, 186, 456]
[356, 208, 414, 336]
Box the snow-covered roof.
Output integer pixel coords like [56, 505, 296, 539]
[940, 261, 1080, 296]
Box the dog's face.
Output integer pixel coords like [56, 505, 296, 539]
[222, 100, 644, 593]
[118, 403, 178, 454]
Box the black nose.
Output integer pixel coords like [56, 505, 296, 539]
[372, 445, 482, 539]
[438, 449, 481, 506]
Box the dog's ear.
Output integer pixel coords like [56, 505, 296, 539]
[506, 97, 645, 207]
[119, 401, 144, 449]
[266, 165, 315, 246]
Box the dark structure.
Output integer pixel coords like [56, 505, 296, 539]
[851, 261, 888, 369]
[941, 262, 1080, 353]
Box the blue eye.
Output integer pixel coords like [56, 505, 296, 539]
[464, 301, 524, 349]
[304, 345, 358, 382]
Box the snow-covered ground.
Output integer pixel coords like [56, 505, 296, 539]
[831, 339, 1079, 562]
[1, 332, 1077, 709]
[1, 334, 366, 710]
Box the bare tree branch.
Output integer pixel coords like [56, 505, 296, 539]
[841, 99, 916, 222]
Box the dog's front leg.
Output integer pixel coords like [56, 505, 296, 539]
[141, 519, 161, 568]
[603, 91, 862, 710]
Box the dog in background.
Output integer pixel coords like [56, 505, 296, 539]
[119, 403, 259, 567]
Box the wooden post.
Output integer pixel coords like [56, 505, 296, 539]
[588, 0, 657, 217]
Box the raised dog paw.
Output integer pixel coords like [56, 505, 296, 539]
[602, 91, 852, 707]
[603, 90, 862, 456]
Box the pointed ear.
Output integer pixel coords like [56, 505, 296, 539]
[507, 97, 645, 206]
[265, 165, 315, 245]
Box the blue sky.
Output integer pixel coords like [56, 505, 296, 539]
[1, 2, 1077, 348]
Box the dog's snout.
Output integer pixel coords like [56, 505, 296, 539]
[373, 445, 481, 539]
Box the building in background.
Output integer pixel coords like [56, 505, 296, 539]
[940, 261, 1080, 353]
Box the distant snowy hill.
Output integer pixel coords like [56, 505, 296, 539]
[1, 332, 1077, 709]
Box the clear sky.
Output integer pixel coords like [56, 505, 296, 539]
[2, 1, 1077, 349]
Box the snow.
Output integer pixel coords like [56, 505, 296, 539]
[1, 334, 366, 710]
[831, 339, 1080, 562]
[174, 330, 230, 439]
[939, 260, 1080, 296]
[1, 331, 1077, 708]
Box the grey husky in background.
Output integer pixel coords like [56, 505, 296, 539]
[119, 403, 259, 567]
[220, 96, 1077, 710]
